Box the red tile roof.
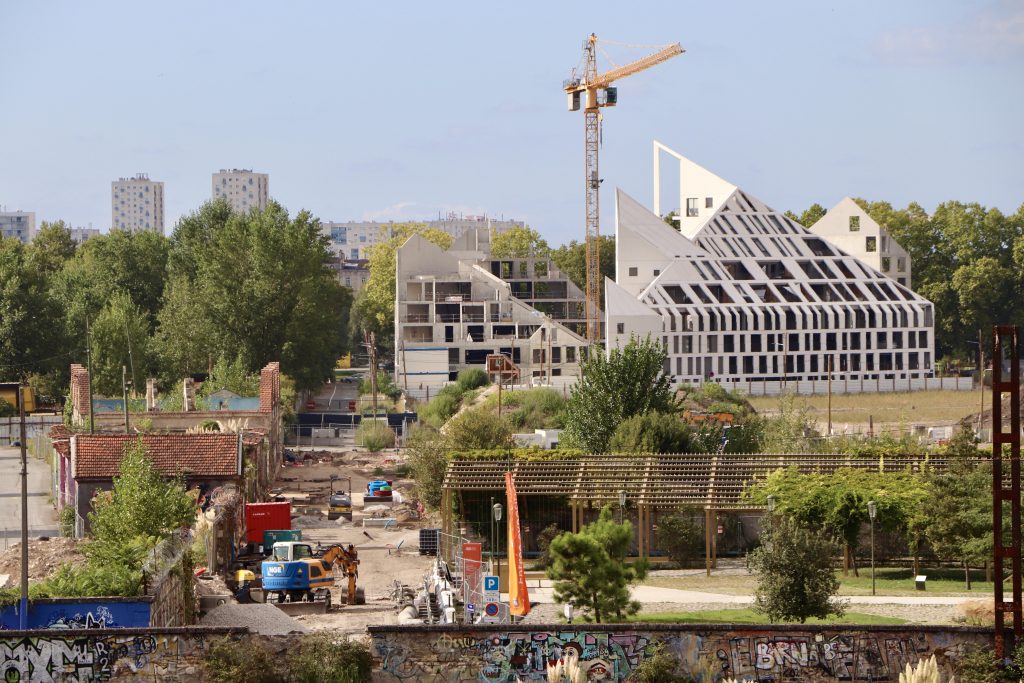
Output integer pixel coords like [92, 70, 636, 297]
[73, 433, 240, 480]
[49, 425, 72, 458]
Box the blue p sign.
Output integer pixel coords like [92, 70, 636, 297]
[484, 576, 499, 592]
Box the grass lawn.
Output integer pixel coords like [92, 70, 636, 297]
[746, 389, 978, 427]
[644, 566, 993, 597]
[631, 609, 906, 625]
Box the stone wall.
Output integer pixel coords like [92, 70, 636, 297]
[368, 623, 993, 682]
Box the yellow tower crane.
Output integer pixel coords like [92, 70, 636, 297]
[564, 35, 683, 342]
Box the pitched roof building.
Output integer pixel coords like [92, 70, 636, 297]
[607, 143, 935, 392]
[808, 197, 913, 288]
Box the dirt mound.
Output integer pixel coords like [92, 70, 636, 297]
[0, 537, 87, 585]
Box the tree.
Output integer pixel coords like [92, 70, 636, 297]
[784, 203, 827, 228]
[551, 236, 615, 305]
[748, 467, 930, 576]
[443, 407, 512, 450]
[26, 220, 77, 277]
[152, 275, 218, 382]
[490, 225, 550, 258]
[406, 427, 451, 509]
[547, 507, 647, 622]
[561, 335, 680, 453]
[161, 200, 349, 391]
[657, 509, 704, 567]
[53, 228, 169, 333]
[0, 238, 69, 382]
[85, 439, 196, 576]
[200, 354, 260, 397]
[925, 457, 992, 589]
[89, 292, 154, 396]
[747, 514, 844, 623]
[350, 223, 453, 352]
[608, 411, 693, 454]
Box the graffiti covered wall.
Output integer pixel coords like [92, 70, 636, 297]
[0, 626, 244, 681]
[0, 599, 151, 630]
[368, 624, 992, 682]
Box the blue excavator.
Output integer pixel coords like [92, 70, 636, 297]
[260, 541, 362, 607]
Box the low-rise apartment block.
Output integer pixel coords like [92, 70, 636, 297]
[0, 210, 35, 243]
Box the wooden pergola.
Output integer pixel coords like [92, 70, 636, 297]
[441, 453, 948, 573]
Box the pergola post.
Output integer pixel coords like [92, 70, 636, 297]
[705, 507, 712, 577]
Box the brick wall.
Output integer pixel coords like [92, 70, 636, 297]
[70, 364, 90, 424]
[258, 362, 280, 413]
[369, 623, 993, 682]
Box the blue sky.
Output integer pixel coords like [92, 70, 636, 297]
[2, 1, 1021, 245]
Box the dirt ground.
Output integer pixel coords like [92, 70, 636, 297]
[263, 448, 439, 636]
[0, 537, 86, 587]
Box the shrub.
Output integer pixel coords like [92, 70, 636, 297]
[203, 636, 280, 683]
[444, 408, 512, 450]
[609, 412, 692, 454]
[0, 398, 14, 418]
[657, 509, 704, 566]
[455, 368, 488, 391]
[626, 642, 687, 682]
[407, 427, 450, 509]
[59, 506, 76, 538]
[747, 515, 844, 623]
[358, 422, 395, 451]
[287, 633, 373, 683]
[420, 390, 461, 428]
[505, 388, 566, 430]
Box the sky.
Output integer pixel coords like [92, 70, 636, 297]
[2, 1, 1022, 246]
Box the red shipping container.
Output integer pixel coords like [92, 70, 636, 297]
[245, 501, 291, 543]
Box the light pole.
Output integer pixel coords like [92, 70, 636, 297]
[489, 496, 495, 574]
[868, 500, 877, 596]
[492, 502, 503, 591]
[618, 490, 626, 525]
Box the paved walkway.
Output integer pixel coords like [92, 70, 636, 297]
[514, 579, 979, 607]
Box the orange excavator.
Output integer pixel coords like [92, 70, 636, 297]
[319, 543, 364, 605]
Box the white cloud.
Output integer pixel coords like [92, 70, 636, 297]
[876, 1, 1024, 65]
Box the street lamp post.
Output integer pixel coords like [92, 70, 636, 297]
[868, 500, 877, 596]
[492, 502, 503, 592]
[618, 490, 626, 525]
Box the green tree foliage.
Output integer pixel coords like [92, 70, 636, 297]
[0, 238, 68, 382]
[748, 467, 930, 575]
[547, 507, 648, 623]
[359, 370, 402, 401]
[924, 456, 992, 589]
[784, 203, 827, 228]
[757, 392, 820, 454]
[161, 200, 348, 391]
[406, 427, 451, 509]
[444, 407, 512, 450]
[551, 235, 616, 305]
[53, 228, 169, 332]
[26, 221, 77, 277]
[455, 368, 489, 391]
[88, 292, 154, 395]
[490, 225, 550, 258]
[203, 633, 372, 683]
[419, 385, 463, 428]
[350, 223, 453, 350]
[608, 411, 693, 454]
[657, 508, 704, 567]
[561, 335, 680, 453]
[747, 514, 844, 623]
[490, 387, 566, 430]
[200, 354, 261, 397]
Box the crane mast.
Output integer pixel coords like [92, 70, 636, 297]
[565, 35, 683, 343]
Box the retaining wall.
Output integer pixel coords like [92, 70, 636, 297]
[368, 623, 993, 682]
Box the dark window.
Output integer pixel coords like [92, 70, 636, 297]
[628, 267, 638, 277]
[616, 322, 624, 334]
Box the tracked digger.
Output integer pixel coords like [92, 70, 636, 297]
[260, 541, 363, 606]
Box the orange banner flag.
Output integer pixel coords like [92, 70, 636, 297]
[505, 471, 531, 616]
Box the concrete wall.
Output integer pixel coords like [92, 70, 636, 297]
[369, 623, 992, 682]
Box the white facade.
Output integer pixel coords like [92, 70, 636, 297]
[395, 231, 588, 400]
[0, 210, 35, 243]
[68, 226, 102, 244]
[212, 169, 269, 214]
[111, 174, 164, 233]
[608, 145, 935, 392]
[321, 216, 523, 260]
[808, 198, 912, 288]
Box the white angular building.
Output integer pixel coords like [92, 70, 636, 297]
[112, 174, 164, 233]
[808, 198, 912, 288]
[395, 229, 588, 399]
[606, 144, 935, 391]
[212, 169, 269, 214]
